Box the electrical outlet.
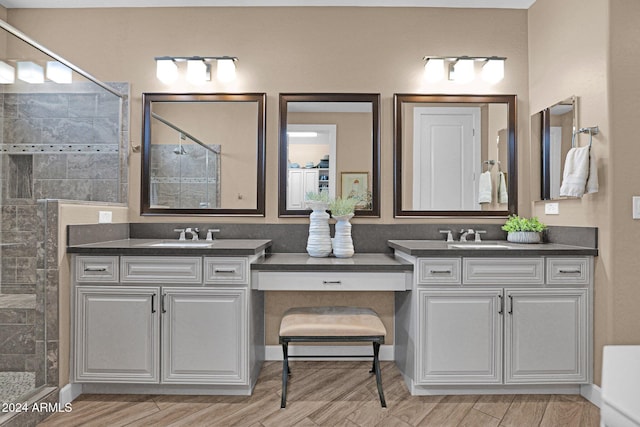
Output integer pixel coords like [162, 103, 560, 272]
[545, 202, 559, 215]
[633, 197, 640, 219]
[98, 211, 112, 223]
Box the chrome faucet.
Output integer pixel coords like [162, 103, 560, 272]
[184, 227, 200, 241]
[174, 228, 186, 240]
[459, 229, 475, 242]
[206, 229, 221, 241]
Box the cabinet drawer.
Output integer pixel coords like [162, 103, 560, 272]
[204, 257, 249, 285]
[463, 258, 544, 285]
[255, 271, 409, 291]
[121, 257, 202, 283]
[546, 257, 590, 286]
[76, 256, 118, 283]
[417, 258, 461, 285]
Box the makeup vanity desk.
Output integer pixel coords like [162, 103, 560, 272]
[250, 253, 413, 291]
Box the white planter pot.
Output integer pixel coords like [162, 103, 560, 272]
[306, 201, 332, 257]
[332, 213, 354, 258]
[507, 231, 541, 244]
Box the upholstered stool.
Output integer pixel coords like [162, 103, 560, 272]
[278, 306, 387, 408]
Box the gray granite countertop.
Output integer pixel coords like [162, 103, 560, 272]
[251, 253, 413, 272]
[388, 240, 598, 257]
[67, 239, 272, 256]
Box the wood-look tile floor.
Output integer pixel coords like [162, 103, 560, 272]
[39, 361, 600, 427]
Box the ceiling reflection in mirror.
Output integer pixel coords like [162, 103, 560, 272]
[536, 96, 577, 200]
[279, 94, 380, 217]
[394, 94, 517, 217]
[141, 93, 265, 216]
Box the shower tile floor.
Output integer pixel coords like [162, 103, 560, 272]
[0, 372, 36, 404]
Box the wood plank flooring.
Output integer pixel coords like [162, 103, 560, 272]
[38, 362, 600, 427]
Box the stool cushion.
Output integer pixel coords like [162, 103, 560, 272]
[279, 306, 386, 337]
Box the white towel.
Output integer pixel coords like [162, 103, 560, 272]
[478, 171, 492, 204]
[498, 171, 508, 204]
[559, 146, 598, 198]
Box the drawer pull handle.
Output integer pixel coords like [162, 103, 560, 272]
[84, 267, 107, 272]
[508, 295, 513, 315]
[430, 269, 452, 274]
[498, 295, 503, 315]
[161, 294, 167, 314]
[559, 269, 581, 274]
[151, 294, 156, 314]
[214, 268, 237, 273]
[322, 280, 342, 285]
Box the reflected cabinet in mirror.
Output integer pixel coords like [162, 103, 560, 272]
[394, 94, 517, 217]
[534, 96, 577, 200]
[141, 93, 266, 216]
[279, 93, 380, 217]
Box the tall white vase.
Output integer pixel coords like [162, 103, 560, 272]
[332, 213, 354, 258]
[306, 201, 332, 257]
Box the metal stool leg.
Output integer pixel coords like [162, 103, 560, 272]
[372, 341, 386, 408]
[281, 340, 289, 408]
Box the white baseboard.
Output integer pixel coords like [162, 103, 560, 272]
[59, 383, 83, 406]
[265, 344, 394, 361]
[581, 383, 602, 408]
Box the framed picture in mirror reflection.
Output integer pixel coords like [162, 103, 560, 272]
[341, 172, 369, 208]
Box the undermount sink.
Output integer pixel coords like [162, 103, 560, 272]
[137, 240, 217, 248]
[448, 243, 511, 249]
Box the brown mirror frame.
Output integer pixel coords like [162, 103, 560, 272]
[141, 93, 266, 216]
[278, 93, 381, 217]
[393, 94, 517, 217]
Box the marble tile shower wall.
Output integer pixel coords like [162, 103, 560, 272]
[0, 84, 129, 203]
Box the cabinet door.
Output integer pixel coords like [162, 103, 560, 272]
[74, 286, 160, 383]
[287, 169, 319, 210]
[417, 289, 503, 384]
[505, 288, 588, 383]
[162, 288, 247, 384]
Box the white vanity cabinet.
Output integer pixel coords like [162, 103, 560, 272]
[287, 168, 319, 210]
[395, 254, 593, 394]
[74, 285, 160, 383]
[72, 254, 263, 394]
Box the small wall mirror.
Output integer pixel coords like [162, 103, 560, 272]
[279, 93, 380, 217]
[141, 93, 266, 216]
[535, 96, 577, 200]
[394, 94, 517, 217]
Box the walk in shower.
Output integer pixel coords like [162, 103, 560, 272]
[0, 19, 128, 424]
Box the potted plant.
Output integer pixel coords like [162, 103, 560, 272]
[501, 215, 547, 243]
[329, 197, 359, 258]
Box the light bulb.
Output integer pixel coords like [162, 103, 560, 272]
[423, 58, 444, 83]
[216, 58, 236, 83]
[186, 59, 208, 84]
[156, 59, 178, 84]
[46, 61, 72, 84]
[17, 61, 44, 84]
[451, 58, 475, 83]
[0, 61, 15, 84]
[482, 59, 505, 84]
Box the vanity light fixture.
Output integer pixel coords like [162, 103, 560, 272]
[155, 56, 238, 85]
[46, 61, 72, 84]
[422, 56, 506, 84]
[17, 61, 44, 84]
[0, 61, 15, 84]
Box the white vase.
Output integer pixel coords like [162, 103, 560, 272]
[507, 231, 541, 244]
[306, 201, 332, 257]
[332, 213, 354, 258]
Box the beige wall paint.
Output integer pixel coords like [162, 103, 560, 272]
[56, 203, 129, 386]
[6, 6, 529, 224]
[609, 0, 640, 361]
[528, 0, 611, 384]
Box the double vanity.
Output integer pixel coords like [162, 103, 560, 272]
[67, 227, 597, 397]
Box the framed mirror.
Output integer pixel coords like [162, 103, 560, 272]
[279, 93, 380, 217]
[535, 96, 577, 200]
[141, 93, 266, 216]
[394, 94, 517, 217]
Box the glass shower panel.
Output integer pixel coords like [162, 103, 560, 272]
[0, 23, 127, 411]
